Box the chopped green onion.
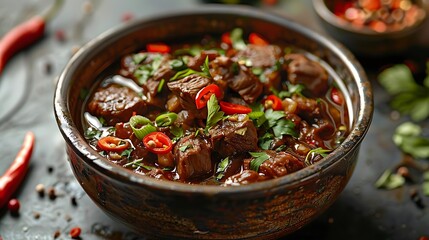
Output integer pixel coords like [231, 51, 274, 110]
[129, 115, 156, 140]
[155, 112, 178, 127]
[230, 28, 246, 50]
[169, 59, 186, 71]
[157, 79, 165, 93]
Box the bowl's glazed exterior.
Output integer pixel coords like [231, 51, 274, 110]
[54, 6, 373, 239]
[312, 0, 428, 57]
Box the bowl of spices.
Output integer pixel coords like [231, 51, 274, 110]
[313, 0, 428, 57]
[54, 5, 373, 239]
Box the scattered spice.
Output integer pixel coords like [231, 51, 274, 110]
[35, 183, 45, 197]
[55, 29, 66, 42]
[44, 61, 53, 74]
[71, 196, 78, 206]
[410, 188, 425, 209]
[121, 12, 134, 22]
[71, 45, 80, 55]
[396, 166, 410, 179]
[7, 198, 20, 213]
[53, 230, 61, 239]
[47, 187, 57, 200]
[65, 214, 72, 222]
[33, 211, 41, 219]
[70, 227, 82, 239]
[82, 1, 93, 14]
[47, 166, 54, 173]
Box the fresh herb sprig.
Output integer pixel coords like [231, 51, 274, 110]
[378, 63, 429, 121]
[249, 152, 270, 172]
[393, 122, 429, 159]
[205, 94, 225, 133]
[170, 56, 211, 81]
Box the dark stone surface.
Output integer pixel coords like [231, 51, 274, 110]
[0, 0, 428, 239]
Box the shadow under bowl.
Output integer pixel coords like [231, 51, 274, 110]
[54, 5, 373, 239]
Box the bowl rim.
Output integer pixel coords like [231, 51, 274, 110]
[54, 5, 373, 195]
[312, 0, 428, 36]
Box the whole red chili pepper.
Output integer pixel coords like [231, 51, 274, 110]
[0, 132, 35, 209]
[0, 0, 63, 74]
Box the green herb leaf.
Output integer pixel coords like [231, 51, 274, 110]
[249, 152, 270, 172]
[170, 125, 184, 143]
[215, 157, 230, 180]
[179, 144, 192, 152]
[378, 63, 429, 121]
[378, 64, 420, 95]
[174, 46, 202, 57]
[132, 53, 147, 65]
[258, 132, 274, 150]
[84, 128, 101, 140]
[120, 148, 133, 159]
[305, 147, 331, 166]
[205, 95, 225, 132]
[272, 118, 297, 138]
[248, 111, 267, 128]
[230, 28, 246, 50]
[201, 56, 211, 78]
[265, 109, 286, 128]
[393, 122, 429, 159]
[375, 169, 405, 190]
[157, 79, 165, 93]
[169, 68, 200, 81]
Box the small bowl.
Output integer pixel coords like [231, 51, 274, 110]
[54, 5, 373, 239]
[313, 0, 428, 57]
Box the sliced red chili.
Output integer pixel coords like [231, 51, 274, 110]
[195, 84, 222, 109]
[221, 32, 232, 45]
[97, 136, 130, 152]
[263, 95, 283, 111]
[330, 87, 344, 105]
[248, 33, 269, 46]
[219, 101, 252, 115]
[143, 132, 173, 155]
[146, 43, 170, 53]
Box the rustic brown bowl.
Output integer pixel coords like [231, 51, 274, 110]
[54, 5, 373, 239]
[312, 0, 428, 57]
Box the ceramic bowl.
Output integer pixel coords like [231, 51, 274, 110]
[313, 0, 428, 57]
[54, 5, 373, 239]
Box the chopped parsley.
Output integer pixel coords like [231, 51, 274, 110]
[215, 157, 230, 180]
[84, 128, 101, 140]
[249, 151, 270, 172]
[120, 148, 133, 159]
[179, 144, 192, 152]
[170, 56, 211, 81]
[393, 122, 429, 159]
[133, 54, 163, 85]
[205, 95, 224, 133]
[170, 125, 184, 143]
[378, 63, 429, 121]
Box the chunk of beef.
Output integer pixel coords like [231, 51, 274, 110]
[174, 135, 212, 181]
[292, 94, 321, 121]
[235, 44, 282, 68]
[167, 74, 212, 118]
[210, 55, 263, 103]
[87, 84, 145, 125]
[284, 53, 328, 97]
[223, 170, 260, 186]
[187, 50, 220, 71]
[209, 114, 258, 157]
[243, 150, 305, 179]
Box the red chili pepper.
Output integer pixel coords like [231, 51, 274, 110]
[330, 87, 344, 105]
[195, 84, 222, 109]
[146, 43, 171, 53]
[221, 32, 232, 45]
[0, 0, 63, 75]
[0, 132, 35, 209]
[69, 227, 82, 239]
[219, 101, 252, 115]
[143, 132, 173, 155]
[248, 33, 269, 46]
[97, 136, 130, 152]
[263, 95, 283, 110]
